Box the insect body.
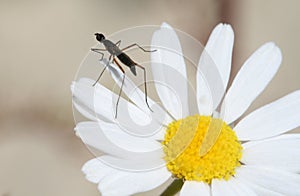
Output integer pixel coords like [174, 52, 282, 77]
[91, 33, 156, 118]
[116, 52, 137, 76]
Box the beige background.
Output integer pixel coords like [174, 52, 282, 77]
[0, 0, 299, 195]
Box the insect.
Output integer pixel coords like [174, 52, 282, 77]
[91, 33, 156, 118]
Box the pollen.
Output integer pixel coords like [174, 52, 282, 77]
[162, 115, 242, 184]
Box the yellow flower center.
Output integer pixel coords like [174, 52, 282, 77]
[162, 115, 242, 184]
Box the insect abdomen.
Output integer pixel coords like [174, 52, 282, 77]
[117, 53, 136, 75]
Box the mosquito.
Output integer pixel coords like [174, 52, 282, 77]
[91, 33, 156, 118]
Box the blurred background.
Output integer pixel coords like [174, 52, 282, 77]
[0, 0, 299, 195]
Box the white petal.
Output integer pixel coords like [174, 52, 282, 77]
[221, 42, 282, 124]
[236, 177, 284, 196]
[180, 181, 210, 196]
[75, 121, 161, 152]
[82, 158, 115, 183]
[73, 78, 163, 136]
[235, 166, 300, 196]
[71, 81, 98, 121]
[151, 22, 189, 119]
[235, 90, 300, 140]
[206, 23, 234, 89]
[212, 179, 240, 196]
[76, 121, 139, 157]
[197, 24, 234, 115]
[242, 134, 300, 172]
[242, 133, 300, 147]
[75, 122, 164, 169]
[148, 128, 165, 141]
[72, 98, 98, 121]
[98, 165, 171, 196]
[102, 59, 172, 127]
[99, 155, 165, 171]
[82, 157, 171, 195]
[100, 122, 161, 152]
[228, 178, 257, 196]
[72, 78, 111, 121]
[72, 78, 146, 123]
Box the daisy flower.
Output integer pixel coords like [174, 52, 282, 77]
[72, 23, 300, 195]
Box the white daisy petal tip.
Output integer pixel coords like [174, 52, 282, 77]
[82, 159, 96, 174]
[151, 20, 189, 119]
[261, 41, 283, 64]
[197, 22, 234, 114]
[274, 43, 282, 62]
[210, 23, 234, 39]
[70, 81, 77, 94]
[215, 22, 233, 31]
[74, 126, 78, 133]
[74, 121, 92, 134]
[221, 41, 283, 124]
[225, 24, 234, 39]
[81, 159, 103, 184]
[161, 22, 172, 29]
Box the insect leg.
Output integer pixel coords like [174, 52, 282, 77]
[115, 40, 121, 47]
[113, 57, 125, 118]
[91, 48, 106, 60]
[134, 64, 153, 112]
[121, 43, 157, 53]
[108, 54, 113, 61]
[92, 64, 108, 86]
[92, 55, 112, 86]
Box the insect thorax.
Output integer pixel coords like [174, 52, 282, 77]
[103, 39, 122, 56]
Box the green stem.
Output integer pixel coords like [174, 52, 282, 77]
[160, 179, 184, 196]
